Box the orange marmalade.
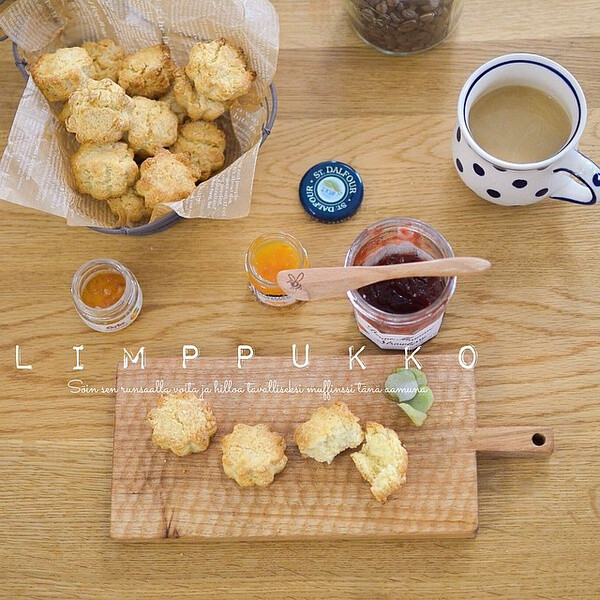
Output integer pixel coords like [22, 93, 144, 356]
[81, 272, 126, 308]
[245, 232, 309, 306]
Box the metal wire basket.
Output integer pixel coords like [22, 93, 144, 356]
[3, 32, 277, 235]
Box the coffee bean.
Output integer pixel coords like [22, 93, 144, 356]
[346, 0, 460, 54]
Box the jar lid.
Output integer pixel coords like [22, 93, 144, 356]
[299, 160, 363, 223]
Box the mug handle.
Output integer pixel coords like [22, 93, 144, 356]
[550, 150, 600, 205]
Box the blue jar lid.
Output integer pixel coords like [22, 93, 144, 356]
[299, 161, 363, 223]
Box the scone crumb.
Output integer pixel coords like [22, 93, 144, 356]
[351, 422, 408, 503]
[135, 149, 196, 208]
[221, 423, 287, 488]
[147, 392, 217, 457]
[294, 401, 364, 464]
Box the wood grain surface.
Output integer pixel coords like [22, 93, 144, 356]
[112, 355, 482, 540]
[0, 0, 599, 597]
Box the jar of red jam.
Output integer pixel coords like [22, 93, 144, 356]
[344, 217, 456, 349]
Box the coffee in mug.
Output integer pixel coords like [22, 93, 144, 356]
[468, 85, 571, 163]
[452, 53, 600, 206]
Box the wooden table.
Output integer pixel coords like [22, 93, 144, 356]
[1, 0, 599, 597]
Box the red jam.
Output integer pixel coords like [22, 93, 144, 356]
[358, 251, 445, 314]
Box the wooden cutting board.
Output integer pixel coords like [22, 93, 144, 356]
[110, 355, 553, 540]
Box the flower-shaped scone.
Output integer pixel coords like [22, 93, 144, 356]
[185, 39, 255, 104]
[169, 121, 226, 182]
[158, 88, 188, 124]
[171, 67, 226, 121]
[351, 422, 408, 503]
[64, 78, 133, 144]
[127, 96, 179, 157]
[294, 401, 364, 464]
[83, 39, 126, 82]
[71, 142, 138, 201]
[107, 188, 151, 227]
[118, 44, 174, 99]
[30, 47, 93, 102]
[135, 149, 196, 209]
[148, 392, 217, 457]
[221, 423, 288, 488]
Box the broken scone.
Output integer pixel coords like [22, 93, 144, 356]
[185, 39, 255, 103]
[107, 188, 151, 227]
[294, 401, 364, 464]
[135, 149, 196, 208]
[147, 392, 217, 457]
[169, 120, 226, 181]
[64, 78, 133, 144]
[30, 47, 93, 102]
[83, 39, 126, 82]
[71, 142, 138, 201]
[171, 67, 226, 121]
[127, 96, 179, 157]
[118, 44, 174, 99]
[221, 423, 287, 488]
[351, 422, 408, 503]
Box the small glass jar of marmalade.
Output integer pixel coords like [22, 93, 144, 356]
[245, 232, 309, 306]
[345, 217, 456, 349]
[71, 258, 143, 332]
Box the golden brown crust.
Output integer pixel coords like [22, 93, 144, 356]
[127, 96, 178, 157]
[221, 423, 287, 487]
[135, 149, 196, 208]
[30, 47, 93, 102]
[169, 120, 226, 181]
[107, 187, 152, 227]
[185, 39, 255, 103]
[127, 96, 179, 157]
[83, 39, 126, 82]
[350, 422, 408, 503]
[118, 44, 174, 99]
[71, 142, 138, 201]
[171, 67, 226, 121]
[294, 401, 364, 464]
[158, 88, 188, 124]
[64, 78, 133, 144]
[147, 392, 217, 457]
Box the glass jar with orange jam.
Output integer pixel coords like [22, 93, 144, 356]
[71, 258, 143, 332]
[245, 232, 309, 306]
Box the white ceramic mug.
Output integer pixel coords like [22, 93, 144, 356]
[452, 53, 600, 206]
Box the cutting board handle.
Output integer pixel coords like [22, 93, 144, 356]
[474, 427, 554, 457]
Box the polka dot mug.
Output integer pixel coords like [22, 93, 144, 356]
[452, 53, 599, 206]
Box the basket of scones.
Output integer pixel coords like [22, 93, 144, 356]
[0, 0, 279, 233]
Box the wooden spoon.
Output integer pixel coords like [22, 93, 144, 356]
[277, 257, 491, 301]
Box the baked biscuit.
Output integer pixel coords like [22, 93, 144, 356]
[118, 44, 174, 99]
[351, 422, 408, 503]
[169, 121, 226, 181]
[158, 88, 188, 124]
[58, 102, 71, 123]
[83, 39, 126, 82]
[30, 47, 93, 102]
[171, 67, 226, 121]
[64, 78, 133, 144]
[71, 142, 138, 201]
[147, 392, 217, 457]
[135, 149, 196, 208]
[127, 96, 179, 157]
[221, 423, 287, 488]
[185, 39, 255, 103]
[107, 188, 152, 227]
[294, 401, 364, 464]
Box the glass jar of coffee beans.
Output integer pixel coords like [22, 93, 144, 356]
[345, 0, 463, 55]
